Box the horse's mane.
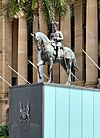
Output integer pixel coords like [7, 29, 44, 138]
[36, 32, 51, 44]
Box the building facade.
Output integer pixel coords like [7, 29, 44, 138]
[0, 0, 99, 122]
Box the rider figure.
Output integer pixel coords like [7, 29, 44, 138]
[50, 21, 64, 59]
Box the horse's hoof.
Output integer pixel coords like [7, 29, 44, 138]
[47, 80, 51, 83]
[66, 81, 71, 85]
[39, 75, 42, 79]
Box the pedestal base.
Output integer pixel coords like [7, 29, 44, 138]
[71, 80, 85, 86]
[9, 83, 100, 138]
[85, 81, 97, 88]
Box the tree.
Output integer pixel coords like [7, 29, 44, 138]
[7, 0, 33, 20]
[7, 0, 73, 23]
[41, 0, 68, 24]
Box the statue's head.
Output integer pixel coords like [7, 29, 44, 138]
[31, 32, 42, 51]
[51, 21, 59, 26]
[31, 33, 36, 38]
[31, 33, 40, 41]
[51, 21, 59, 32]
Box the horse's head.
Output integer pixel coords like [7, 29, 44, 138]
[31, 33, 42, 51]
[31, 32, 51, 51]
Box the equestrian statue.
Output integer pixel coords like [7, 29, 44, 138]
[31, 22, 78, 84]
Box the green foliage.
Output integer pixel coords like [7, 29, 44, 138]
[7, 0, 72, 23]
[42, 0, 70, 24]
[7, 0, 19, 16]
[0, 123, 9, 137]
[7, 0, 33, 20]
[42, 0, 55, 23]
[0, 136, 9, 138]
[32, 0, 38, 9]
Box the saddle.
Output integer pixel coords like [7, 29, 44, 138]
[52, 44, 64, 59]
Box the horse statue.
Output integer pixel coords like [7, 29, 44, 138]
[31, 32, 78, 84]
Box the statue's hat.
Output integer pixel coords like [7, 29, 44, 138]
[51, 21, 59, 26]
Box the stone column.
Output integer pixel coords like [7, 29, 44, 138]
[60, 5, 71, 84]
[18, 11, 28, 85]
[0, 5, 3, 92]
[0, 4, 3, 123]
[85, 0, 98, 87]
[32, 5, 48, 83]
[39, 7, 48, 82]
[33, 10, 39, 83]
[2, 17, 12, 122]
[2, 17, 12, 92]
[74, 0, 84, 86]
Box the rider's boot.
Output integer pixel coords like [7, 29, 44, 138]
[57, 47, 60, 60]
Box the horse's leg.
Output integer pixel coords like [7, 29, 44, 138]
[48, 58, 53, 83]
[61, 59, 72, 85]
[37, 60, 44, 79]
[66, 59, 72, 85]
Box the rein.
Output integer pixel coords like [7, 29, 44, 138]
[42, 42, 52, 50]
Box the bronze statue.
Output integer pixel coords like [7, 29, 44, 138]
[50, 21, 63, 60]
[31, 32, 78, 85]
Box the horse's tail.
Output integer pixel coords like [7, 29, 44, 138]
[72, 57, 78, 71]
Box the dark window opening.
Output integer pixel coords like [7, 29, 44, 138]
[71, 4, 75, 51]
[27, 21, 33, 83]
[71, 4, 75, 81]
[12, 77, 17, 86]
[83, 0, 86, 81]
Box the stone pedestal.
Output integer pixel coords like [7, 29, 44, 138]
[9, 83, 100, 138]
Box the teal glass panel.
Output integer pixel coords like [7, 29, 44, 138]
[70, 88, 82, 138]
[43, 85, 56, 138]
[56, 87, 70, 138]
[94, 92, 100, 138]
[43, 84, 100, 138]
[82, 91, 94, 138]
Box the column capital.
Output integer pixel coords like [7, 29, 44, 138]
[74, 0, 83, 9]
[16, 10, 26, 19]
[2, 16, 14, 23]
